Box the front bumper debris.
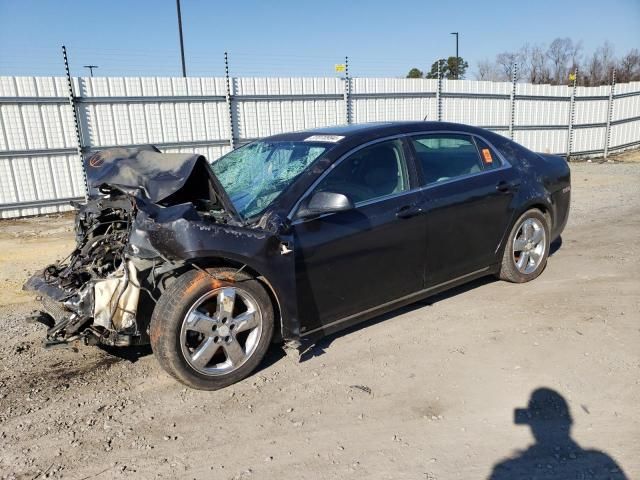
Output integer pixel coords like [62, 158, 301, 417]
[24, 260, 144, 348]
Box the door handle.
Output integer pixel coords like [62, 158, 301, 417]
[496, 180, 520, 193]
[396, 205, 424, 219]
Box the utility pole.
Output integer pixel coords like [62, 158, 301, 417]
[450, 32, 459, 79]
[176, 0, 187, 77]
[62, 45, 88, 200]
[604, 69, 616, 161]
[344, 56, 351, 124]
[83, 65, 98, 77]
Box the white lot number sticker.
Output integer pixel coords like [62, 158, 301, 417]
[304, 135, 344, 143]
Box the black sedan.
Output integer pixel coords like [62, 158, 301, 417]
[25, 122, 571, 390]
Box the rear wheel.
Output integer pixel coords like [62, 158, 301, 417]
[150, 268, 274, 390]
[498, 209, 550, 283]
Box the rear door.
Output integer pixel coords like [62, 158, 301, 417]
[409, 133, 520, 286]
[290, 138, 428, 335]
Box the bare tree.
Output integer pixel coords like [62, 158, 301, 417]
[583, 51, 602, 86]
[598, 41, 616, 81]
[547, 38, 576, 84]
[495, 52, 520, 81]
[582, 41, 617, 86]
[617, 48, 640, 83]
[467, 38, 635, 86]
[517, 44, 533, 83]
[527, 44, 551, 84]
[569, 40, 583, 73]
[475, 59, 500, 81]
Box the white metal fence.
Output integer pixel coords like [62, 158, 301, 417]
[1, 75, 639, 218]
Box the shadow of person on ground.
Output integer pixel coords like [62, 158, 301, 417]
[488, 388, 627, 480]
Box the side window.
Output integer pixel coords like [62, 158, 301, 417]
[314, 139, 409, 204]
[411, 134, 483, 185]
[474, 137, 502, 170]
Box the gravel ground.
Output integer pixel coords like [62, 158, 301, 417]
[0, 160, 639, 479]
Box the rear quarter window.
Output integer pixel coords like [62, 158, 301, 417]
[473, 137, 502, 170]
[481, 131, 538, 169]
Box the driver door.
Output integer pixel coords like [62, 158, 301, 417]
[290, 138, 428, 336]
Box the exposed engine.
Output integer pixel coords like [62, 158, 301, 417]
[25, 194, 146, 347]
[23, 146, 247, 349]
[50, 197, 134, 287]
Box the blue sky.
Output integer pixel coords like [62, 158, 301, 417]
[0, 0, 638, 77]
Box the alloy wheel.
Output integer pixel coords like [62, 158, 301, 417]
[512, 217, 546, 275]
[180, 287, 263, 376]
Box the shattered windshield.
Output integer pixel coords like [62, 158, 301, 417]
[211, 140, 330, 219]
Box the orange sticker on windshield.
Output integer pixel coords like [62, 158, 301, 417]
[481, 148, 493, 164]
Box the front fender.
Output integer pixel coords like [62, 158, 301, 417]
[131, 208, 300, 342]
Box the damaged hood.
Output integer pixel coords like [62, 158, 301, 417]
[85, 146, 240, 219]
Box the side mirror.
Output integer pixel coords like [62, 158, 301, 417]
[297, 191, 354, 219]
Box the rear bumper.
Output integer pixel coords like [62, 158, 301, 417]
[550, 185, 571, 241]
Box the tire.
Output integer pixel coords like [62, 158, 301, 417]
[498, 209, 550, 283]
[150, 267, 274, 390]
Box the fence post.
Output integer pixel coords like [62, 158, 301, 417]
[566, 68, 578, 161]
[603, 69, 616, 161]
[344, 56, 351, 124]
[436, 60, 442, 121]
[62, 45, 88, 200]
[224, 51, 236, 150]
[509, 63, 518, 140]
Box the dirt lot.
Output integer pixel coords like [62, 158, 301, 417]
[0, 159, 639, 479]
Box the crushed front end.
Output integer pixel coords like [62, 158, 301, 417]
[24, 193, 151, 347]
[23, 146, 246, 348]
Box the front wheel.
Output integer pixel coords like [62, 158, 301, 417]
[498, 209, 550, 283]
[150, 268, 274, 390]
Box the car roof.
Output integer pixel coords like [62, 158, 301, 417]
[263, 121, 488, 145]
